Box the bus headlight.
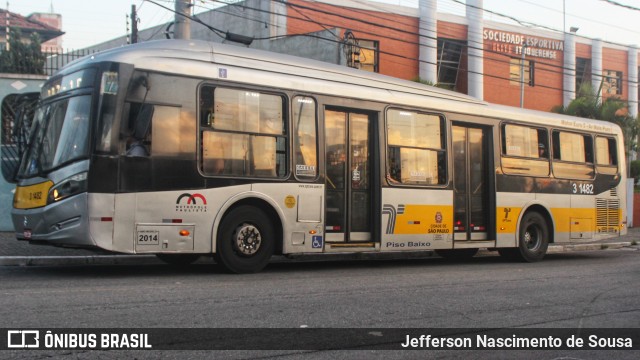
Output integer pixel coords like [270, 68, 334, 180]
[47, 172, 88, 204]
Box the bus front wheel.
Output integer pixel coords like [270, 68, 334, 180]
[499, 211, 549, 262]
[215, 206, 274, 274]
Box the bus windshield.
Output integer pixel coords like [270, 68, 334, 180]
[18, 95, 91, 178]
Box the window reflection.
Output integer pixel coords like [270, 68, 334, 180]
[386, 109, 445, 185]
[293, 96, 317, 178]
[200, 86, 286, 178]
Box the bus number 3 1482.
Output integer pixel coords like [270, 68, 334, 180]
[572, 183, 594, 194]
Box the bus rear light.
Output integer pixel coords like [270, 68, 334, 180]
[179, 230, 190, 237]
[101, 217, 113, 222]
[309, 230, 317, 234]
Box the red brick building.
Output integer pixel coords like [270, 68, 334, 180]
[285, 0, 638, 116]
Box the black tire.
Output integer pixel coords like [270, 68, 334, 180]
[499, 212, 548, 262]
[435, 248, 479, 259]
[215, 206, 274, 274]
[156, 254, 201, 266]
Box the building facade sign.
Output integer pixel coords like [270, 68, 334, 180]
[483, 30, 564, 60]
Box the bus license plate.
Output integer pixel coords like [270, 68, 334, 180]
[137, 230, 159, 245]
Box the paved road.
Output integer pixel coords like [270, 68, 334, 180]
[1, 227, 638, 265]
[0, 246, 639, 359]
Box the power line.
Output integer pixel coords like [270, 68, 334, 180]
[146, 0, 639, 96]
[600, 0, 640, 12]
[516, 0, 640, 37]
[289, 0, 636, 83]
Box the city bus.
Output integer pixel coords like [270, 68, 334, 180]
[9, 40, 626, 273]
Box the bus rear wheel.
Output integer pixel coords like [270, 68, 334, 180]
[499, 211, 548, 262]
[215, 206, 274, 274]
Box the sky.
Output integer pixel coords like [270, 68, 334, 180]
[6, 0, 640, 50]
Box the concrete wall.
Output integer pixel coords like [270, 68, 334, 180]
[0, 74, 48, 231]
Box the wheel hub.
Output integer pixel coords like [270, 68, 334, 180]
[234, 223, 262, 256]
[524, 226, 540, 251]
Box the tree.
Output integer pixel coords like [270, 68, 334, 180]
[552, 82, 640, 162]
[0, 28, 45, 75]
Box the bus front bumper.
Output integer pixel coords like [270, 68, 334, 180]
[11, 192, 96, 248]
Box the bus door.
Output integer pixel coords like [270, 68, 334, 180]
[324, 109, 373, 243]
[452, 124, 493, 241]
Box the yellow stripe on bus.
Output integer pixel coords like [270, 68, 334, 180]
[497, 207, 622, 234]
[394, 205, 453, 235]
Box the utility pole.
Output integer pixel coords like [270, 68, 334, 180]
[520, 43, 528, 108]
[131, 4, 138, 44]
[174, 0, 191, 40]
[5, 1, 10, 51]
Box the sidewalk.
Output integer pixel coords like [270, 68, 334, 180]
[0, 228, 638, 266]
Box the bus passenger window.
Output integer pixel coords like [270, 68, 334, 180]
[501, 124, 549, 176]
[200, 86, 214, 127]
[386, 109, 445, 185]
[596, 137, 618, 175]
[502, 124, 547, 159]
[199, 85, 286, 178]
[293, 96, 318, 179]
[551, 130, 594, 180]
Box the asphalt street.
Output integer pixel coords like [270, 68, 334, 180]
[0, 227, 638, 266]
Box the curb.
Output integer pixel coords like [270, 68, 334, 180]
[0, 255, 160, 267]
[0, 242, 635, 266]
[546, 242, 633, 254]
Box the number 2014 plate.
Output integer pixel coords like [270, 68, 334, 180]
[137, 230, 159, 245]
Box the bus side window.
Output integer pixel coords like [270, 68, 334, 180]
[386, 109, 445, 185]
[552, 132, 561, 160]
[551, 130, 594, 180]
[596, 137, 618, 175]
[293, 96, 318, 180]
[200, 85, 286, 178]
[200, 86, 214, 128]
[500, 123, 549, 176]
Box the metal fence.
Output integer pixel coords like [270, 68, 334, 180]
[43, 48, 96, 75]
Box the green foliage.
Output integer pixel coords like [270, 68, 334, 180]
[630, 160, 640, 182]
[412, 76, 454, 90]
[0, 28, 45, 75]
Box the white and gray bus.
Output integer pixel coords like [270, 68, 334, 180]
[11, 40, 626, 273]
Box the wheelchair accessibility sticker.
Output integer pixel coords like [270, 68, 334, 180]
[312, 236, 323, 249]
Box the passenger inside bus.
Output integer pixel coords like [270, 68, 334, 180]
[538, 143, 547, 158]
[125, 103, 153, 157]
[388, 158, 400, 183]
[387, 148, 401, 184]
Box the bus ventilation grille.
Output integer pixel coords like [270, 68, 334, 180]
[596, 198, 620, 234]
[609, 188, 618, 197]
